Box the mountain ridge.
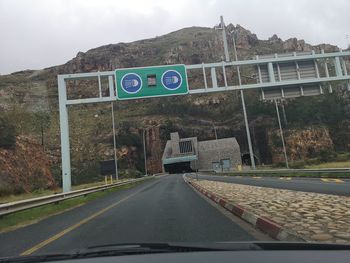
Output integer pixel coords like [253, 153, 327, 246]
[4, 23, 339, 77]
[0, 23, 349, 192]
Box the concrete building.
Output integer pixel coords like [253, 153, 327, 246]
[162, 132, 241, 173]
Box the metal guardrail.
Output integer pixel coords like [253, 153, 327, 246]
[237, 168, 350, 174]
[0, 177, 151, 217]
[200, 168, 350, 175]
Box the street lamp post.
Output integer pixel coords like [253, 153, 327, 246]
[211, 121, 222, 172]
[220, 16, 230, 62]
[231, 32, 256, 169]
[212, 122, 218, 140]
[216, 16, 256, 169]
[143, 129, 147, 176]
[274, 100, 289, 168]
[280, 100, 288, 126]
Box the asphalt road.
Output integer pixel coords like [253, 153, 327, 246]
[188, 174, 350, 196]
[0, 174, 256, 257]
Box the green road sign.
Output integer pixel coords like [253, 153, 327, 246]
[115, 64, 189, 100]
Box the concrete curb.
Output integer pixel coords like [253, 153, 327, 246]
[184, 177, 305, 242]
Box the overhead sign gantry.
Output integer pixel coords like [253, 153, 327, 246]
[58, 50, 350, 192]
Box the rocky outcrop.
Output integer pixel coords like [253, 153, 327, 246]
[143, 126, 164, 174]
[269, 126, 334, 163]
[283, 38, 313, 52]
[228, 24, 259, 49]
[282, 38, 338, 53]
[268, 34, 283, 43]
[0, 136, 56, 195]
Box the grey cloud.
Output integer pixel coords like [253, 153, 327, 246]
[0, 0, 349, 74]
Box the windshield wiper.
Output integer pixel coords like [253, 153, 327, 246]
[86, 242, 350, 252]
[0, 243, 226, 263]
[250, 242, 350, 250]
[2, 242, 350, 263]
[77, 242, 228, 256]
[0, 254, 77, 263]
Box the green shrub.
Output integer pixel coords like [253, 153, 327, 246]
[72, 162, 101, 185]
[0, 185, 13, 197]
[116, 133, 142, 147]
[119, 169, 143, 178]
[0, 115, 16, 148]
[272, 162, 285, 168]
[271, 133, 282, 148]
[318, 149, 336, 163]
[289, 160, 306, 169]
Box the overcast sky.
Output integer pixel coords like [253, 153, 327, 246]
[0, 0, 349, 75]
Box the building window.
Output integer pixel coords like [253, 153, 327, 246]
[212, 162, 220, 172]
[221, 159, 231, 171]
[179, 140, 193, 153]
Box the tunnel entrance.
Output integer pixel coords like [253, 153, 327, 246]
[241, 153, 259, 166]
[164, 161, 193, 174]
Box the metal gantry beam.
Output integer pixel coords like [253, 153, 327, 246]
[57, 72, 115, 193]
[111, 101, 118, 180]
[186, 50, 350, 96]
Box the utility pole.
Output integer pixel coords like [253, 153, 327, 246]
[280, 101, 288, 126]
[212, 121, 222, 172]
[220, 16, 230, 62]
[274, 100, 289, 168]
[218, 15, 256, 169]
[212, 122, 218, 140]
[41, 123, 44, 149]
[111, 102, 119, 180]
[143, 129, 147, 176]
[345, 35, 350, 49]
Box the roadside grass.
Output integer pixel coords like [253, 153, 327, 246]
[0, 179, 150, 234]
[269, 153, 350, 170]
[204, 154, 350, 178]
[305, 161, 350, 169]
[0, 178, 129, 204]
[262, 172, 350, 178]
[243, 155, 350, 177]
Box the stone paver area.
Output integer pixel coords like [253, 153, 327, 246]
[194, 179, 350, 243]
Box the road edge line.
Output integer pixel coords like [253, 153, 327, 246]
[183, 176, 305, 242]
[20, 177, 160, 256]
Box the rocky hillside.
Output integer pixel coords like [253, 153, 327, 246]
[0, 136, 56, 196]
[0, 23, 349, 188]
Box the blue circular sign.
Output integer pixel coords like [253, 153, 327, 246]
[161, 70, 182, 90]
[120, 73, 142, 94]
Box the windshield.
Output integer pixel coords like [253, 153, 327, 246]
[1, 0, 350, 259]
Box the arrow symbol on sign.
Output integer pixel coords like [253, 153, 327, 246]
[172, 76, 179, 83]
[132, 79, 139, 87]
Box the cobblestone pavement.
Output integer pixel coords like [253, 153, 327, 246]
[192, 179, 350, 243]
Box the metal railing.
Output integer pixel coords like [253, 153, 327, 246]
[201, 168, 350, 176]
[0, 176, 153, 217]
